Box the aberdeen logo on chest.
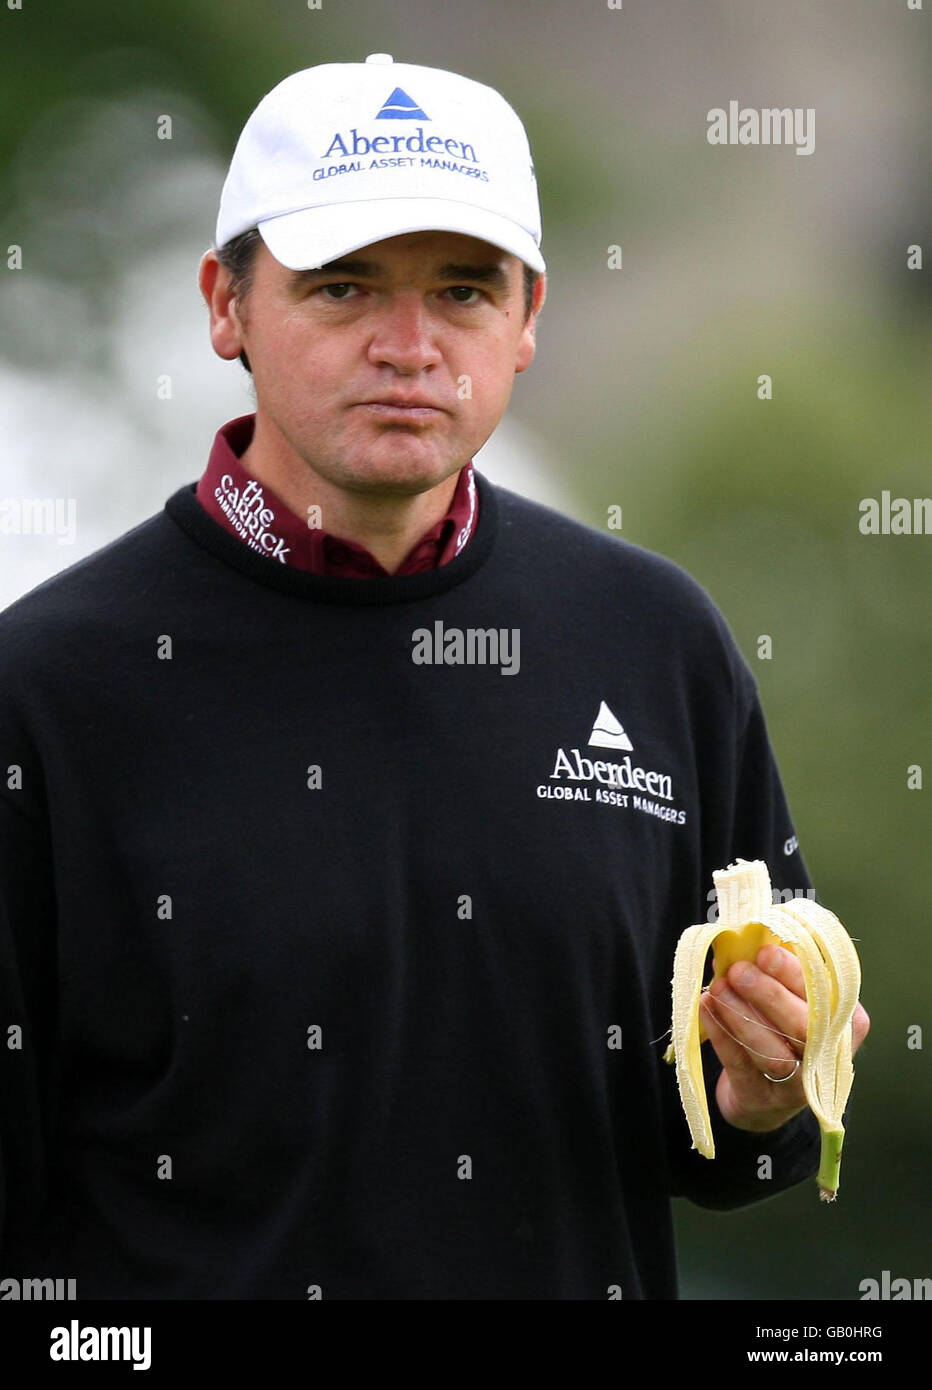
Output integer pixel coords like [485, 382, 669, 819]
[535, 701, 687, 826]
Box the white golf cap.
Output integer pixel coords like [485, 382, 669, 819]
[215, 53, 545, 274]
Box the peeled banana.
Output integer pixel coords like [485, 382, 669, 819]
[663, 858, 861, 1201]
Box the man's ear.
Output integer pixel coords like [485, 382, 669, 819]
[515, 272, 546, 375]
[198, 249, 247, 363]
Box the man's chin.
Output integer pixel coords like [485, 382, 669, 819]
[332, 452, 466, 497]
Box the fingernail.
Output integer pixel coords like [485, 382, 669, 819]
[737, 964, 757, 988]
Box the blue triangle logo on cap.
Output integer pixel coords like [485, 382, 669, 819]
[375, 87, 429, 120]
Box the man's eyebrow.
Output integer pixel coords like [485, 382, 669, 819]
[433, 263, 509, 292]
[286, 260, 510, 293]
[287, 259, 381, 290]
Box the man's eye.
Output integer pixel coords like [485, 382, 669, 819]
[446, 286, 482, 305]
[320, 283, 358, 300]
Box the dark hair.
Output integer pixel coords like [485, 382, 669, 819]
[214, 226, 540, 375]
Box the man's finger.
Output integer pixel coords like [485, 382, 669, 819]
[722, 955, 809, 1059]
[699, 990, 807, 1130]
[753, 942, 807, 999]
[747, 943, 871, 1057]
[700, 990, 764, 1081]
[704, 981, 803, 1081]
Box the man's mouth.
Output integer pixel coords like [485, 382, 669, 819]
[357, 398, 446, 423]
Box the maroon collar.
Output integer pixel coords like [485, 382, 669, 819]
[194, 414, 479, 577]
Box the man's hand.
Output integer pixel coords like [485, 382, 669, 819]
[699, 943, 871, 1133]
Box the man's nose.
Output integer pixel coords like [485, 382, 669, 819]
[366, 291, 443, 372]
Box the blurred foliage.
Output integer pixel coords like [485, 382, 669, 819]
[629, 306, 932, 1297]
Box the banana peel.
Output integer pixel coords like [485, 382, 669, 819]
[664, 858, 861, 1201]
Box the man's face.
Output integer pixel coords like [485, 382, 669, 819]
[201, 229, 545, 497]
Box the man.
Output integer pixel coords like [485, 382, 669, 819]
[0, 55, 867, 1300]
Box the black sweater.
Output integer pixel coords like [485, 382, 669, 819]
[0, 468, 820, 1299]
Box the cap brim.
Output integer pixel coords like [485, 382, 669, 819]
[257, 197, 545, 275]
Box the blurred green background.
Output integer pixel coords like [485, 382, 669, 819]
[1, 0, 929, 1300]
